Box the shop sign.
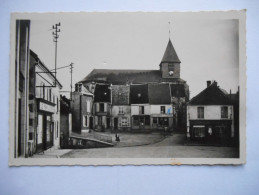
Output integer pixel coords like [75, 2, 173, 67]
[39, 102, 55, 113]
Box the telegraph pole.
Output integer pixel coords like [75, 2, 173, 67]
[70, 63, 74, 100]
[52, 22, 61, 86]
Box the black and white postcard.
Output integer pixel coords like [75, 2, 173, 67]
[9, 11, 246, 165]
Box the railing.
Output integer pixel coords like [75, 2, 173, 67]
[70, 131, 113, 144]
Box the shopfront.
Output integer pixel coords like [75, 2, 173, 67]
[36, 99, 55, 152]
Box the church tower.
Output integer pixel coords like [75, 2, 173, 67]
[160, 39, 181, 79]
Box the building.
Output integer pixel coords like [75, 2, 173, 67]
[130, 84, 150, 131]
[111, 85, 131, 132]
[79, 39, 189, 132]
[14, 20, 31, 157]
[186, 81, 235, 145]
[149, 83, 174, 131]
[92, 84, 111, 131]
[30, 50, 63, 153]
[60, 95, 72, 148]
[71, 82, 94, 133]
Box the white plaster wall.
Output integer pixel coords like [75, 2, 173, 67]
[150, 105, 173, 114]
[131, 105, 150, 115]
[187, 105, 233, 120]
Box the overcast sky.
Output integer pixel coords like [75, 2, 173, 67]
[29, 12, 239, 98]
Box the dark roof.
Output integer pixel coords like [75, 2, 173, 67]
[81, 69, 186, 84]
[94, 84, 111, 102]
[160, 39, 181, 64]
[189, 82, 231, 105]
[170, 84, 187, 98]
[148, 84, 171, 104]
[130, 84, 149, 104]
[30, 50, 63, 88]
[112, 85, 130, 105]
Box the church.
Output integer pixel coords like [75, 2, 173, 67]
[77, 38, 189, 133]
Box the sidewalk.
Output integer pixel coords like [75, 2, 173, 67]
[32, 147, 72, 158]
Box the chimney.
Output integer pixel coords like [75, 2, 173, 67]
[207, 80, 211, 88]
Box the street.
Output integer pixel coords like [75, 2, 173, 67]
[34, 133, 238, 159]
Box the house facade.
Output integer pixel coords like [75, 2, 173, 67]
[71, 82, 94, 133]
[111, 85, 131, 132]
[30, 50, 63, 153]
[149, 84, 174, 131]
[14, 20, 31, 158]
[93, 84, 111, 131]
[130, 84, 151, 131]
[187, 81, 235, 145]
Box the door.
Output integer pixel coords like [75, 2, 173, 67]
[106, 117, 110, 129]
[114, 118, 118, 130]
[89, 117, 93, 129]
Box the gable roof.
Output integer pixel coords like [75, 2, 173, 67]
[111, 85, 130, 105]
[94, 84, 111, 102]
[160, 39, 181, 64]
[81, 69, 186, 84]
[130, 84, 149, 104]
[189, 82, 231, 105]
[148, 84, 171, 104]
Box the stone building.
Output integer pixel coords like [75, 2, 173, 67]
[79, 39, 189, 132]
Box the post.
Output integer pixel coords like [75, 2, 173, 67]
[52, 22, 61, 86]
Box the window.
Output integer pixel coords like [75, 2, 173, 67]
[221, 106, 228, 119]
[49, 89, 52, 102]
[83, 115, 88, 127]
[168, 64, 175, 75]
[119, 106, 124, 114]
[133, 116, 139, 126]
[56, 97, 59, 112]
[161, 106, 165, 114]
[139, 106, 144, 114]
[193, 126, 205, 138]
[87, 101, 91, 112]
[100, 103, 104, 112]
[121, 117, 128, 127]
[153, 117, 158, 124]
[197, 107, 204, 119]
[42, 84, 45, 99]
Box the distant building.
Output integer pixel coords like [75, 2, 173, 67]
[60, 95, 72, 148]
[187, 81, 236, 145]
[71, 83, 94, 133]
[79, 39, 189, 132]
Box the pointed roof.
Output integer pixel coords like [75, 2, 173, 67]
[160, 39, 181, 64]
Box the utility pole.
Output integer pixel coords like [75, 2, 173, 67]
[52, 22, 61, 86]
[70, 63, 74, 100]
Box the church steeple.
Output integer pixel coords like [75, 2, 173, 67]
[161, 39, 181, 64]
[160, 39, 181, 79]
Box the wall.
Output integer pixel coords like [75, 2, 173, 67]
[188, 105, 233, 120]
[150, 105, 172, 115]
[161, 62, 180, 79]
[131, 105, 150, 115]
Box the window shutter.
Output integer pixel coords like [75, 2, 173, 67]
[104, 103, 107, 112]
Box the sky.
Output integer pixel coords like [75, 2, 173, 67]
[28, 12, 239, 98]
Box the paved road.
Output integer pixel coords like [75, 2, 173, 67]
[61, 135, 239, 158]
